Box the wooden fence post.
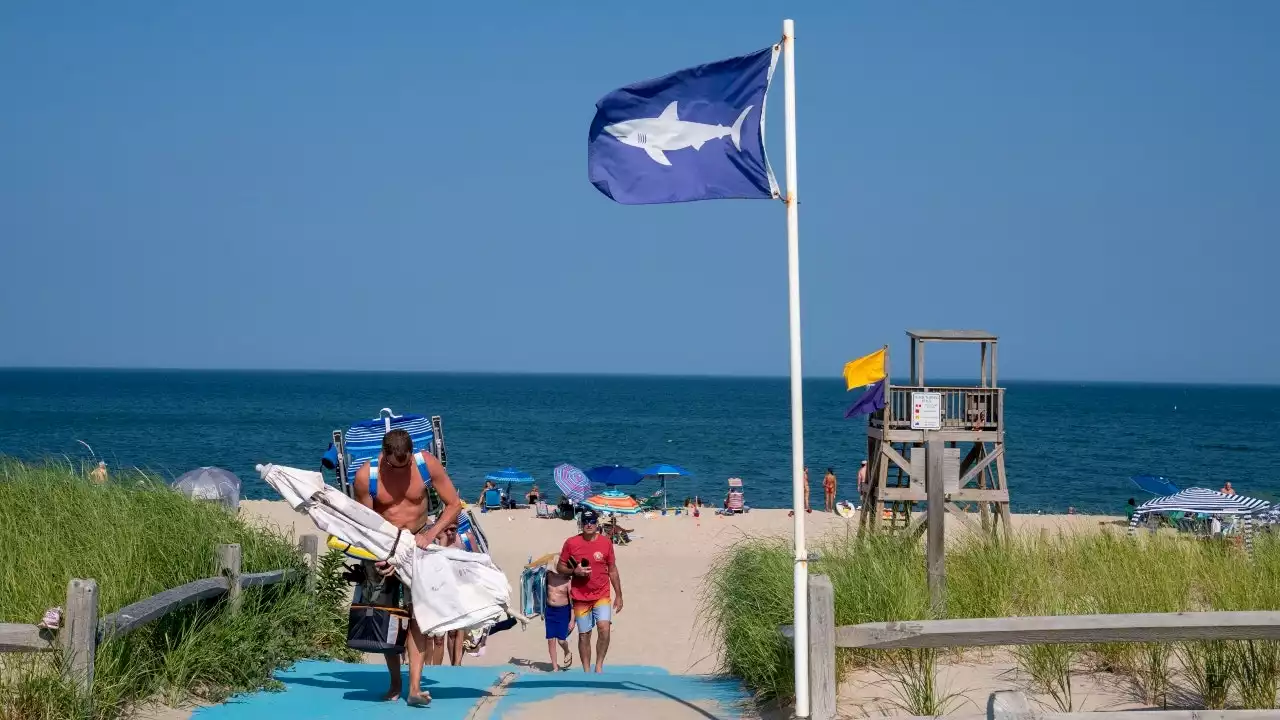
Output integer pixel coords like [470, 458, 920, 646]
[61, 578, 98, 699]
[807, 574, 837, 720]
[299, 534, 319, 594]
[926, 433, 946, 615]
[987, 690, 1033, 719]
[216, 544, 242, 614]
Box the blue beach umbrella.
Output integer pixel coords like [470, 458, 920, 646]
[639, 463, 691, 510]
[485, 467, 534, 502]
[1131, 474, 1179, 496]
[585, 465, 644, 487]
[485, 467, 533, 483]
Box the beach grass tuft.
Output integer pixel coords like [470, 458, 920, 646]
[0, 458, 356, 719]
[701, 523, 1280, 708]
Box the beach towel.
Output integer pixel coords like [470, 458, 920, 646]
[257, 463, 512, 634]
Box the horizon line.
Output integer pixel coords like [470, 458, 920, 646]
[1, 364, 1277, 388]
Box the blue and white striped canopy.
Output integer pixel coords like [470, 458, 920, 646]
[1134, 487, 1269, 516]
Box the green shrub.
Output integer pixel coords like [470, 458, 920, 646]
[0, 459, 354, 719]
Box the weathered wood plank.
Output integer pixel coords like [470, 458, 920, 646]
[807, 575, 837, 720]
[217, 544, 242, 615]
[926, 435, 945, 614]
[241, 570, 291, 587]
[97, 577, 228, 640]
[952, 488, 1011, 503]
[881, 487, 927, 502]
[0, 623, 55, 652]
[881, 443, 913, 476]
[62, 578, 98, 697]
[836, 611, 1280, 649]
[958, 444, 1003, 489]
[299, 534, 320, 594]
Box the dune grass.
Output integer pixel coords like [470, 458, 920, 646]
[701, 526, 1280, 709]
[0, 459, 356, 720]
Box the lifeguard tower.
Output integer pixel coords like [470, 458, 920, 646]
[858, 330, 1012, 539]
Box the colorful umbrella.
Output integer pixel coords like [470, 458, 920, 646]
[583, 489, 642, 515]
[553, 463, 590, 504]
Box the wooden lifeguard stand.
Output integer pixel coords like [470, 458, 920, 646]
[858, 329, 1012, 540]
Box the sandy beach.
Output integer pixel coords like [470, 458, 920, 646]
[234, 500, 1138, 717]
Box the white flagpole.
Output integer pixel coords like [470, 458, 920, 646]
[782, 17, 810, 719]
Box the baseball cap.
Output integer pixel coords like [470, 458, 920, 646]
[580, 509, 600, 525]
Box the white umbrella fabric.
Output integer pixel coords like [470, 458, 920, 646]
[256, 463, 512, 635]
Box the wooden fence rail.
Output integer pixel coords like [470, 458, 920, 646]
[787, 574, 1280, 720]
[0, 534, 320, 704]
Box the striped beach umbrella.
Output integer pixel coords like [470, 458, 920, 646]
[553, 464, 590, 504]
[583, 489, 642, 515]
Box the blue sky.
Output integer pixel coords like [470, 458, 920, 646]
[1, 2, 1277, 383]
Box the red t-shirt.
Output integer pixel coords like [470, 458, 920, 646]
[559, 533, 615, 603]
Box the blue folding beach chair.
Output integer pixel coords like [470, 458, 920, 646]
[322, 408, 440, 496]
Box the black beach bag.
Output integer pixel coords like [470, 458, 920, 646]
[346, 563, 409, 655]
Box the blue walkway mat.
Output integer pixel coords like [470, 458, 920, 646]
[191, 661, 753, 719]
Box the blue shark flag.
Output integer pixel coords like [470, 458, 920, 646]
[588, 46, 780, 205]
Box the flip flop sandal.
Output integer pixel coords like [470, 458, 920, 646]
[560, 651, 574, 671]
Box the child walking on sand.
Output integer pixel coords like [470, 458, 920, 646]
[545, 564, 574, 671]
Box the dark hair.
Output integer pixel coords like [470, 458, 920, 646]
[382, 429, 413, 462]
[827, 467, 834, 474]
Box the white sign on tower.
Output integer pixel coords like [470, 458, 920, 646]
[911, 392, 942, 430]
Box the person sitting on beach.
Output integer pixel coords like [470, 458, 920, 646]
[823, 468, 837, 512]
[544, 564, 574, 671]
[527, 483, 541, 505]
[1222, 482, 1236, 496]
[89, 461, 108, 485]
[353, 429, 463, 708]
[478, 480, 496, 507]
[557, 509, 623, 673]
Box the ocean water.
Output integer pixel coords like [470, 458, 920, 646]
[1, 369, 1277, 514]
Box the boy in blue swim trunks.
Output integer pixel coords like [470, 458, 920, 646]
[557, 509, 624, 673]
[544, 564, 574, 671]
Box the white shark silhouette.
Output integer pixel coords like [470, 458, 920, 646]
[603, 101, 753, 166]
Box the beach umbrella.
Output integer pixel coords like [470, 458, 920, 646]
[583, 489, 642, 515]
[485, 467, 533, 483]
[639, 463, 691, 510]
[171, 466, 241, 511]
[1130, 474, 1179, 496]
[257, 463, 512, 635]
[485, 467, 534, 502]
[553, 464, 590, 504]
[585, 465, 644, 487]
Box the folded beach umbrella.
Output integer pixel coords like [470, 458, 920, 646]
[639, 463, 691, 510]
[257, 463, 512, 635]
[553, 463, 590, 504]
[584, 489, 642, 515]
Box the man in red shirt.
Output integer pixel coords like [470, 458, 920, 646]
[557, 509, 624, 673]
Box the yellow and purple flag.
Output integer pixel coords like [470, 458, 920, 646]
[842, 347, 887, 390]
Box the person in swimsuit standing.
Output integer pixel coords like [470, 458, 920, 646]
[353, 429, 462, 708]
